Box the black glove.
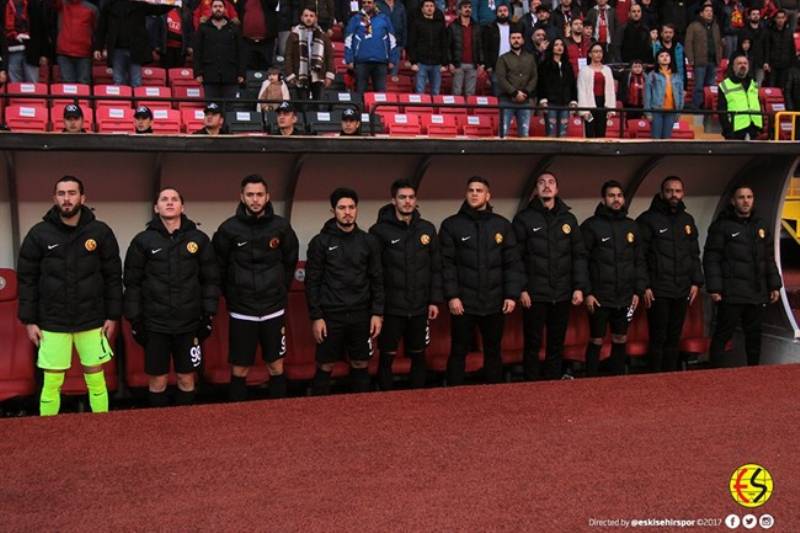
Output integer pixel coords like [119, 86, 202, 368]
[196, 315, 214, 342]
[130, 320, 148, 347]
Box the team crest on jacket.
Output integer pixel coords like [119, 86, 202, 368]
[495, 232, 503, 244]
[685, 224, 692, 235]
[84, 239, 97, 252]
[269, 237, 281, 249]
[626, 232, 635, 243]
[420, 234, 431, 245]
[562, 224, 571, 234]
[187, 241, 199, 254]
[758, 228, 766, 239]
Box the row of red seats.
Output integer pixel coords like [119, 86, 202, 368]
[5, 105, 208, 134]
[29, 66, 199, 89]
[0, 264, 715, 402]
[4, 83, 205, 111]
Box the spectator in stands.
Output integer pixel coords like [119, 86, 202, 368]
[520, 0, 539, 48]
[62, 104, 87, 133]
[644, 49, 685, 138]
[585, 0, 616, 61]
[369, 179, 442, 390]
[439, 176, 524, 386]
[731, 37, 756, 77]
[193, 102, 229, 134]
[339, 106, 362, 134]
[532, 5, 557, 42]
[482, 4, 518, 94]
[764, 9, 795, 88]
[274, 100, 304, 135]
[408, 0, 449, 95]
[303, 0, 336, 33]
[236, 0, 278, 71]
[639, 0, 660, 31]
[448, 0, 484, 97]
[212, 174, 299, 401]
[653, 23, 685, 81]
[530, 27, 550, 63]
[551, 0, 579, 39]
[148, 5, 193, 69]
[474, 0, 509, 26]
[17, 176, 122, 416]
[721, 0, 746, 59]
[133, 105, 153, 134]
[54, 0, 98, 85]
[637, 176, 703, 373]
[565, 17, 590, 77]
[496, 29, 537, 136]
[124, 187, 220, 407]
[284, 7, 335, 102]
[538, 37, 577, 137]
[257, 67, 290, 111]
[376, 0, 407, 78]
[739, 7, 767, 84]
[5, 0, 49, 83]
[275, 0, 300, 62]
[619, 59, 646, 119]
[344, 0, 399, 93]
[659, 0, 688, 42]
[193, 0, 238, 30]
[305, 187, 384, 395]
[685, 3, 723, 108]
[704, 185, 781, 367]
[513, 172, 587, 381]
[95, 0, 172, 87]
[580, 180, 646, 377]
[193, 0, 245, 102]
[718, 53, 763, 138]
[785, 55, 800, 112]
[616, 3, 652, 64]
[577, 42, 616, 137]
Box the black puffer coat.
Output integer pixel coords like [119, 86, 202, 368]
[212, 202, 299, 316]
[439, 201, 525, 316]
[17, 206, 122, 332]
[124, 215, 220, 334]
[703, 205, 782, 304]
[513, 197, 588, 303]
[580, 203, 648, 308]
[369, 204, 443, 317]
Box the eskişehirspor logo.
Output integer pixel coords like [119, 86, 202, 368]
[729, 464, 773, 508]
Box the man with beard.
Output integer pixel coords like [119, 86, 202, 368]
[17, 176, 122, 416]
[739, 8, 767, 84]
[653, 24, 685, 81]
[636, 176, 703, 373]
[305, 188, 384, 395]
[369, 179, 442, 390]
[284, 7, 336, 102]
[124, 187, 220, 407]
[193, 0, 245, 101]
[439, 176, 524, 386]
[482, 4, 519, 95]
[580, 180, 647, 377]
[718, 53, 763, 140]
[615, 3, 652, 64]
[704, 186, 781, 367]
[496, 29, 537, 137]
[213, 175, 299, 401]
[344, 0, 399, 94]
[513, 172, 588, 381]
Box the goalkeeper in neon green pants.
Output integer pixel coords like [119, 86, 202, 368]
[16, 176, 123, 416]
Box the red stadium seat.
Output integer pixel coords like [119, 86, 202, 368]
[123, 319, 176, 388]
[606, 116, 621, 138]
[181, 108, 206, 133]
[433, 94, 466, 115]
[52, 103, 95, 132]
[173, 85, 205, 110]
[141, 67, 167, 86]
[626, 118, 652, 138]
[6, 82, 48, 107]
[703, 86, 718, 110]
[62, 329, 119, 395]
[565, 116, 585, 138]
[92, 65, 115, 85]
[385, 113, 422, 135]
[50, 83, 91, 108]
[151, 108, 182, 134]
[134, 86, 173, 110]
[386, 75, 414, 93]
[458, 114, 496, 136]
[96, 106, 134, 133]
[501, 307, 524, 365]
[398, 92, 434, 114]
[563, 306, 610, 362]
[168, 67, 199, 88]
[94, 85, 134, 110]
[679, 298, 710, 355]
[466, 95, 498, 116]
[530, 114, 546, 137]
[426, 307, 483, 374]
[420, 113, 459, 136]
[5, 105, 48, 132]
[364, 92, 400, 114]
[671, 120, 696, 139]
[0, 269, 36, 401]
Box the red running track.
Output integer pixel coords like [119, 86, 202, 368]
[1, 364, 799, 531]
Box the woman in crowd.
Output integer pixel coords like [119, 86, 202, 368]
[538, 38, 578, 137]
[577, 42, 617, 138]
[644, 48, 685, 139]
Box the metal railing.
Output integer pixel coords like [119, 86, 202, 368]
[773, 111, 800, 141]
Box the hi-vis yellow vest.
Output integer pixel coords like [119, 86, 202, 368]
[719, 78, 763, 132]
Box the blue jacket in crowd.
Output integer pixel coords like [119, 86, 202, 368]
[652, 41, 686, 81]
[644, 70, 686, 112]
[345, 10, 400, 65]
[376, 0, 407, 48]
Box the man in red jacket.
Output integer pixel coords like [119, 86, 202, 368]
[54, 0, 98, 84]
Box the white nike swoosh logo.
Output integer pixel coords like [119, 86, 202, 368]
[532, 227, 542, 232]
[236, 241, 247, 247]
[151, 248, 162, 254]
[658, 228, 668, 233]
[47, 244, 59, 250]
[731, 232, 740, 238]
[391, 239, 400, 244]
[601, 237, 611, 242]
[461, 236, 471, 241]
[328, 246, 338, 251]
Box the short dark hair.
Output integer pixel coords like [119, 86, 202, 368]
[748, 6, 760, 14]
[421, 0, 436, 5]
[330, 187, 359, 208]
[661, 23, 676, 31]
[210, 0, 225, 5]
[655, 49, 675, 71]
[776, 8, 787, 16]
[390, 179, 416, 197]
[466, 176, 490, 189]
[731, 184, 754, 197]
[601, 180, 624, 197]
[302, 6, 317, 13]
[536, 172, 558, 185]
[241, 174, 269, 192]
[54, 175, 84, 195]
[660, 175, 684, 192]
[156, 186, 185, 204]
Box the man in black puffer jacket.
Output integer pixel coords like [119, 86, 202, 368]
[369, 179, 442, 390]
[306, 188, 384, 395]
[580, 180, 647, 377]
[637, 176, 704, 373]
[513, 172, 588, 381]
[704, 185, 781, 367]
[440, 176, 525, 386]
[124, 187, 220, 407]
[407, 0, 449, 95]
[213, 175, 299, 402]
[18, 176, 122, 416]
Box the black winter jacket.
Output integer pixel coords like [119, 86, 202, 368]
[581, 203, 648, 308]
[636, 195, 704, 299]
[448, 19, 483, 67]
[407, 11, 449, 65]
[765, 23, 795, 69]
[482, 21, 522, 70]
[124, 215, 220, 334]
[703, 205, 781, 304]
[96, 0, 171, 65]
[305, 219, 384, 320]
[17, 206, 122, 332]
[513, 197, 588, 303]
[212, 202, 299, 317]
[439, 202, 525, 316]
[537, 56, 577, 105]
[193, 18, 244, 83]
[369, 204, 443, 317]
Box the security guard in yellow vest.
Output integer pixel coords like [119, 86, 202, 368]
[717, 54, 764, 140]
